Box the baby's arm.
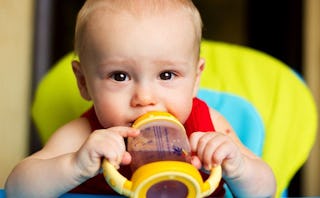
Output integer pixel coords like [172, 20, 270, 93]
[5, 118, 139, 198]
[190, 108, 276, 197]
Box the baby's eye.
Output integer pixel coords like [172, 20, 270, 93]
[110, 72, 129, 81]
[159, 71, 176, 80]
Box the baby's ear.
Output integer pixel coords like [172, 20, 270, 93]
[72, 60, 91, 101]
[192, 58, 205, 97]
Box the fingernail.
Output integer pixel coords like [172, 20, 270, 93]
[212, 163, 219, 167]
[134, 129, 140, 133]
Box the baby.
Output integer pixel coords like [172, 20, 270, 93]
[5, 0, 276, 197]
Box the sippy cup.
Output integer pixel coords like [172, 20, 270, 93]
[102, 111, 222, 198]
[127, 111, 191, 171]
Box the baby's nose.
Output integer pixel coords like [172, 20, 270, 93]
[130, 85, 157, 107]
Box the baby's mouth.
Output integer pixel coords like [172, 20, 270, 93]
[128, 121, 135, 127]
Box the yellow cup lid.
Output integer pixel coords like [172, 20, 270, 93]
[132, 111, 185, 132]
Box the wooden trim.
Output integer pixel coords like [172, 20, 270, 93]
[302, 0, 320, 195]
[0, 0, 34, 187]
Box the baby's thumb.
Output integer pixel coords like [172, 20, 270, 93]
[121, 151, 132, 165]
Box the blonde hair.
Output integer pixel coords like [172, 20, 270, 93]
[74, 0, 203, 58]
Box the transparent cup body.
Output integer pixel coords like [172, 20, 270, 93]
[128, 119, 191, 172]
[146, 180, 188, 198]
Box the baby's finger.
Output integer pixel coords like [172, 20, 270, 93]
[189, 132, 205, 152]
[202, 134, 227, 168]
[121, 151, 132, 165]
[110, 126, 140, 137]
[190, 155, 202, 169]
[104, 147, 122, 169]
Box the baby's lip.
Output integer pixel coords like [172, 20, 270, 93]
[129, 114, 144, 127]
[128, 118, 138, 127]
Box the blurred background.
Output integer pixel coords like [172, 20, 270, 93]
[0, 0, 319, 196]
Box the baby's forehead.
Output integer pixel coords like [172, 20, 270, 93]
[75, 0, 201, 58]
[78, 1, 192, 42]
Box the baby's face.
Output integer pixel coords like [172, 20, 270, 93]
[76, 8, 204, 128]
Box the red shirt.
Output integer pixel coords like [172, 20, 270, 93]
[70, 98, 225, 197]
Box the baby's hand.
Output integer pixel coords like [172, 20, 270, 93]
[74, 127, 139, 180]
[189, 131, 244, 179]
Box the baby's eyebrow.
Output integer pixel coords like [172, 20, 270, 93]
[99, 58, 189, 68]
[99, 59, 136, 67]
[153, 59, 189, 67]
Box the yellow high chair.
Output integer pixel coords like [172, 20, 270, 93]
[31, 40, 317, 197]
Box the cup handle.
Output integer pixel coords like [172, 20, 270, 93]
[102, 159, 132, 197]
[102, 159, 222, 197]
[201, 165, 222, 196]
